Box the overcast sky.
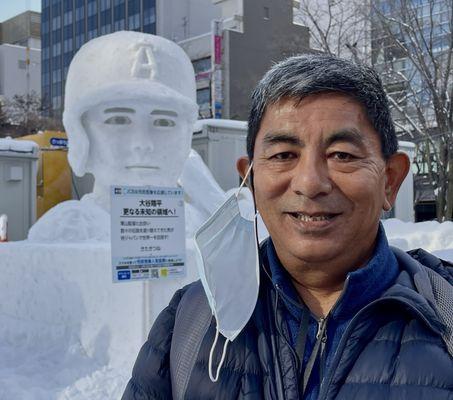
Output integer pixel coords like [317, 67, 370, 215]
[0, 0, 41, 23]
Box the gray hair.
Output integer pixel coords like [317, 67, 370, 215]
[247, 54, 398, 160]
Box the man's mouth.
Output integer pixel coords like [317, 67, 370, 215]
[288, 212, 341, 222]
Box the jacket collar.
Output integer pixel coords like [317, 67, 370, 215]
[264, 224, 399, 322]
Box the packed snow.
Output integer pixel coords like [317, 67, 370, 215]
[0, 219, 451, 399]
[0, 31, 225, 400]
[0, 137, 38, 153]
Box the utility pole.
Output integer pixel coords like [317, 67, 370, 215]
[25, 0, 31, 131]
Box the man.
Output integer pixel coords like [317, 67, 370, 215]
[123, 54, 453, 399]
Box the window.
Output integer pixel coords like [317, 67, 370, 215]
[52, 68, 61, 82]
[42, 60, 51, 75]
[264, 7, 270, 20]
[42, 20, 50, 33]
[64, 11, 72, 26]
[88, 1, 97, 16]
[42, 5, 50, 22]
[128, 0, 140, 14]
[63, 0, 72, 12]
[101, 23, 112, 34]
[75, 33, 85, 49]
[52, 16, 61, 30]
[197, 88, 211, 118]
[42, 84, 51, 101]
[101, 0, 111, 12]
[193, 57, 211, 74]
[52, 0, 61, 16]
[76, 6, 85, 21]
[42, 33, 50, 47]
[101, 10, 110, 23]
[88, 15, 97, 31]
[114, 0, 125, 30]
[128, 13, 140, 30]
[101, 9, 112, 33]
[43, 70, 50, 86]
[52, 29, 61, 44]
[143, 0, 156, 25]
[64, 24, 73, 39]
[143, 23, 155, 34]
[64, 38, 73, 52]
[52, 41, 62, 57]
[53, 81, 62, 96]
[64, 53, 73, 67]
[88, 29, 97, 40]
[143, 12, 155, 25]
[43, 46, 50, 60]
[52, 55, 61, 69]
[114, 19, 125, 30]
[53, 95, 62, 111]
[76, 19, 85, 35]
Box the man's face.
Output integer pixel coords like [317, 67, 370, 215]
[82, 98, 192, 188]
[249, 93, 404, 269]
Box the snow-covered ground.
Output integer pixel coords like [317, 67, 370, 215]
[0, 219, 452, 399]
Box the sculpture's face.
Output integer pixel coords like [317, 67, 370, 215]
[81, 97, 193, 188]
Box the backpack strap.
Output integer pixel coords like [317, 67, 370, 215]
[170, 282, 212, 400]
[392, 247, 453, 357]
[424, 266, 453, 357]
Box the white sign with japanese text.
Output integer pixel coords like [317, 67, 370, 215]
[110, 186, 186, 283]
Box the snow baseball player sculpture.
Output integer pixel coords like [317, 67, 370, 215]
[28, 31, 226, 242]
[28, 31, 227, 324]
[123, 54, 453, 400]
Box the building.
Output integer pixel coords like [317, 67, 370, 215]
[179, 0, 311, 120]
[157, 0, 221, 42]
[371, 0, 452, 220]
[41, 0, 157, 116]
[0, 11, 41, 49]
[0, 11, 41, 102]
[0, 44, 41, 101]
[42, 0, 311, 120]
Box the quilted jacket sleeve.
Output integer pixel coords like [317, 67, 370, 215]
[121, 286, 189, 400]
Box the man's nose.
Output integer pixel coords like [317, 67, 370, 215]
[290, 156, 333, 198]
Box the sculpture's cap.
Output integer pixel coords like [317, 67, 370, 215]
[63, 31, 198, 176]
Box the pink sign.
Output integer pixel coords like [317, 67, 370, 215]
[214, 35, 222, 65]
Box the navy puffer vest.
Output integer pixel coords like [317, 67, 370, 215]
[122, 248, 453, 400]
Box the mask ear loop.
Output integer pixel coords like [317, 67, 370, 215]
[208, 325, 230, 382]
[235, 161, 254, 199]
[208, 159, 252, 383]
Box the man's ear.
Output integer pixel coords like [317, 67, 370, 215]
[383, 152, 410, 211]
[236, 156, 253, 190]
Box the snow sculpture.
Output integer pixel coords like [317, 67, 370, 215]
[24, 31, 227, 354]
[29, 31, 226, 242]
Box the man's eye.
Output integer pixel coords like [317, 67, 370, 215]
[153, 118, 176, 127]
[330, 152, 355, 161]
[271, 152, 296, 161]
[104, 116, 132, 125]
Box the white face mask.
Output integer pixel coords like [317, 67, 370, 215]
[194, 163, 259, 382]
